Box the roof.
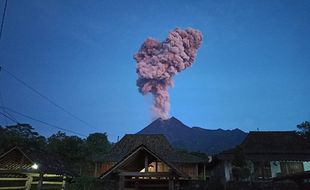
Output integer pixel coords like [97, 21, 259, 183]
[100, 144, 188, 179]
[219, 131, 310, 161]
[96, 134, 206, 163]
[0, 146, 33, 171]
[0, 146, 72, 175]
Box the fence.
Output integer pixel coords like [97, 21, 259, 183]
[0, 171, 66, 190]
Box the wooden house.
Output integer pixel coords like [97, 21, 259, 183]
[95, 134, 209, 190]
[213, 131, 310, 182]
[0, 146, 71, 190]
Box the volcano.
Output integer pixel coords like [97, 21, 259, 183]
[137, 117, 247, 154]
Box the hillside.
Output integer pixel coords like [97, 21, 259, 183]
[137, 117, 247, 154]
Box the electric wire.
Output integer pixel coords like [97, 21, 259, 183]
[0, 66, 100, 131]
[2, 108, 19, 124]
[0, 111, 18, 123]
[0, 0, 8, 41]
[0, 106, 87, 137]
[0, 0, 98, 134]
[0, 87, 8, 125]
[0, 66, 8, 125]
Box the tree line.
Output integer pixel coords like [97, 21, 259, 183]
[0, 123, 112, 176]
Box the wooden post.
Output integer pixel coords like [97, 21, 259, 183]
[260, 161, 265, 180]
[195, 164, 199, 180]
[203, 163, 206, 180]
[135, 177, 139, 189]
[155, 160, 158, 173]
[37, 173, 43, 190]
[119, 176, 124, 190]
[25, 174, 33, 190]
[168, 178, 174, 190]
[61, 175, 66, 190]
[175, 177, 180, 190]
[145, 155, 148, 172]
[94, 162, 98, 177]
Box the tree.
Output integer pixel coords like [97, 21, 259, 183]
[80, 133, 111, 176]
[189, 151, 208, 160]
[47, 131, 85, 174]
[297, 121, 310, 141]
[0, 124, 112, 178]
[232, 145, 250, 181]
[85, 132, 111, 160]
[0, 124, 46, 154]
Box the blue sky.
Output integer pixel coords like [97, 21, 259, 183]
[0, 0, 309, 141]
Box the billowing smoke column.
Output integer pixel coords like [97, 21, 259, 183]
[134, 28, 203, 120]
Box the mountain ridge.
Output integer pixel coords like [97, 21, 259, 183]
[137, 117, 247, 154]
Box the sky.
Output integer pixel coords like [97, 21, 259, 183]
[0, 0, 309, 142]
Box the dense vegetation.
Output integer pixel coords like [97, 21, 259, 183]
[297, 121, 310, 141]
[0, 123, 112, 176]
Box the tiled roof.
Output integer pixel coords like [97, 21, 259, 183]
[219, 131, 310, 161]
[100, 144, 189, 179]
[0, 147, 33, 171]
[242, 131, 310, 154]
[0, 146, 71, 175]
[96, 134, 206, 163]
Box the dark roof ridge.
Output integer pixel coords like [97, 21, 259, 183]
[123, 134, 167, 136]
[97, 134, 207, 163]
[0, 146, 34, 163]
[100, 144, 188, 179]
[248, 131, 296, 133]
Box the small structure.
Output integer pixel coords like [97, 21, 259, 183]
[273, 170, 310, 189]
[0, 146, 71, 190]
[213, 131, 310, 182]
[95, 134, 208, 190]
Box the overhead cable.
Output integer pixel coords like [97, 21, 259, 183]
[0, 66, 99, 131]
[0, 0, 8, 41]
[0, 111, 18, 123]
[1, 106, 87, 137]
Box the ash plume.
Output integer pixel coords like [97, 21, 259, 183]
[134, 28, 203, 120]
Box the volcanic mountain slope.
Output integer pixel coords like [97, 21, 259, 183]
[137, 117, 247, 155]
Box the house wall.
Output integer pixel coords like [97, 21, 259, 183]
[96, 162, 116, 177]
[175, 163, 199, 179]
[209, 161, 226, 183]
[252, 160, 308, 179]
[279, 161, 304, 176]
[214, 160, 308, 182]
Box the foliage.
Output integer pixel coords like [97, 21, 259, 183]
[232, 145, 250, 181]
[0, 123, 112, 177]
[174, 149, 209, 160]
[85, 132, 111, 160]
[66, 176, 98, 190]
[47, 131, 85, 174]
[231, 166, 251, 181]
[232, 145, 246, 167]
[189, 151, 208, 159]
[296, 121, 310, 141]
[0, 123, 46, 154]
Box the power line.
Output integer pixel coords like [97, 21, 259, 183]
[0, 111, 18, 123]
[0, 0, 8, 41]
[3, 109, 19, 123]
[0, 66, 8, 125]
[0, 66, 100, 131]
[0, 89, 8, 125]
[1, 106, 87, 137]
